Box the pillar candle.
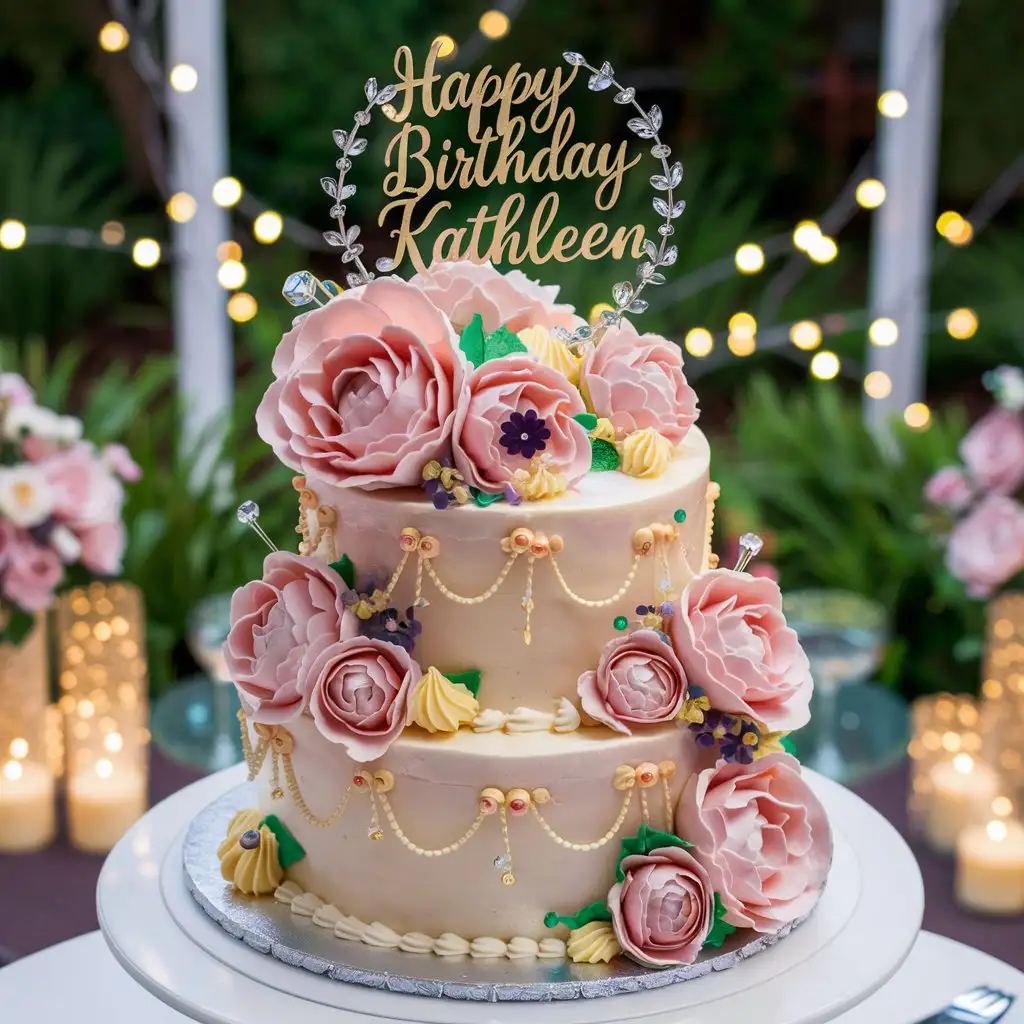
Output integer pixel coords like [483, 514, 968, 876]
[956, 819, 1024, 915]
[924, 754, 1001, 852]
[0, 759, 57, 853]
[67, 761, 147, 854]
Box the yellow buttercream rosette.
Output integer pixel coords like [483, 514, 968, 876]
[407, 666, 479, 733]
[567, 920, 622, 963]
[517, 326, 582, 386]
[619, 427, 674, 479]
[218, 816, 283, 896]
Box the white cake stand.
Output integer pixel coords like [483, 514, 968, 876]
[97, 764, 923, 1024]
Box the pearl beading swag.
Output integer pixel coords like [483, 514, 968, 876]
[240, 712, 677, 887]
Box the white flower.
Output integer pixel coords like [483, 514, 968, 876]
[0, 465, 54, 527]
[998, 368, 1024, 413]
[50, 524, 82, 563]
[4, 404, 60, 441]
[56, 416, 83, 442]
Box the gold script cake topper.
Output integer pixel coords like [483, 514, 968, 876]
[284, 48, 685, 345]
[378, 44, 646, 274]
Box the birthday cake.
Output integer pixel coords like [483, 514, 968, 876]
[217, 45, 831, 981]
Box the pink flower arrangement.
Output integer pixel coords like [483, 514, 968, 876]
[580, 320, 699, 446]
[607, 845, 715, 967]
[452, 355, 591, 492]
[304, 635, 419, 762]
[0, 377, 137, 625]
[676, 753, 832, 932]
[670, 569, 813, 733]
[577, 628, 687, 734]
[256, 278, 467, 490]
[224, 552, 358, 723]
[409, 260, 584, 334]
[923, 367, 1024, 598]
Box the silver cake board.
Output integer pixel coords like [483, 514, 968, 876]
[183, 783, 820, 1002]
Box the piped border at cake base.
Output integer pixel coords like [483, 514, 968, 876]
[183, 782, 825, 1001]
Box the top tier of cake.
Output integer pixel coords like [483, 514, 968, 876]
[313, 425, 711, 714]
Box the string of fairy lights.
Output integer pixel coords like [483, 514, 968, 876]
[0, 0, 1016, 433]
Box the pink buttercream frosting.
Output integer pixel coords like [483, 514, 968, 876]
[256, 278, 467, 489]
[577, 629, 687, 734]
[607, 846, 715, 967]
[676, 753, 832, 932]
[670, 569, 812, 733]
[452, 355, 590, 492]
[304, 635, 420, 762]
[946, 493, 1024, 598]
[409, 260, 584, 334]
[581, 321, 699, 446]
[224, 552, 357, 723]
[959, 409, 1024, 495]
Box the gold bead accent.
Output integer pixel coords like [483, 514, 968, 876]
[657, 760, 677, 780]
[632, 527, 655, 555]
[421, 460, 442, 481]
[529, 533, 551, 558]
[531, 787, 551, 804]
[418, 535, 441, 558]
[501, 871, 516, 886]
[352, 770, 374, 790]
[399, 527, 421, 552]
[271, 787, 284, 801]
[479, 786, 505, 814]
[549, 535, 564, 553]
[369, 828, 384, 841]
[613, 764, 637, 790]
[373, 770, 395, 793]
[506, 788, 532, 816]
[635, 762, 660, 788]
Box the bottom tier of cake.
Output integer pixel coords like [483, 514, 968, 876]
[248, 716, 699, 945]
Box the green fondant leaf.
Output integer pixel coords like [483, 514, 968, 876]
[261, 814, 307, 868]
[483, 324, 529, 362]
[471, 487, 505, 507]
[780, 734, 798, 758]
[0, 608, 35, 647]
[590, 437, 620, 472]
[444, 669, 482, 698]
[328, 555, 356, 590]
[703, 892, 738, 949]
[459, 313, 486, 367]
[544, 901, 612, 931]
[573, 412, 599, 432]
[615, 823, 692, 882]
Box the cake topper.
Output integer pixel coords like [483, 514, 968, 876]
[283, 43, 685, 345]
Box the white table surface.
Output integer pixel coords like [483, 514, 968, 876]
[0, 930, 1020, 1023]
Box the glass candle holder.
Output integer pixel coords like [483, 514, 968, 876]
[0, 614, 56, 853]
[981, 594, 1024, 805]
[56, 582, 150, 854]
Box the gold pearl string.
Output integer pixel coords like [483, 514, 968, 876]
[413, 553, 425, 606]
[703, 482, 721, 571]
[238, 710, 270, 781]
[269, 748, 284, 800]
[639, 787, 650, 824]
[383, 549, 412, 602]
[498, 805, 516, 886]
[547, 552, 641, 608]
[282, 756, 353, 829]
[421, 552, 521, 606]
[522, 556, 536, 645]
[377, 791, 486, 857]
[529, 789, 634, 852]
[366, 784, 385, 841]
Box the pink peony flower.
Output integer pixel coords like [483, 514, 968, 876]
[3, 532, 63, 611]
[101, 443, 143, 483]
[607, 845, 715, 967]
[304, 635, 419, 762]
[581, 321, 699, 446]
[676, 753, 832, 932]
[452, 355, 590, 492]
[959, 409, 1024, 495]
[40, 443, 124, 530]
[78, 521, 126, 576]
[946, 493, 1024, 598]
[256, 278, 467, 489]
[670, 569, 812, 733]
[577, 629, 687, 734]
[409, 260, 584, 334]
[924, 466, 973, 512]
[224, 552, 357, 723]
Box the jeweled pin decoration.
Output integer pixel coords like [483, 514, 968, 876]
[733, 532, 763, 573]
[281, 270, 339, 308]
[237, 500, 277, 552]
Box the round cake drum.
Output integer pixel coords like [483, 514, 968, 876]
[184, 783, 821, 1002]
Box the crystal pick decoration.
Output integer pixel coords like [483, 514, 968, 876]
[237, 501, 277, 552]
[282, 271, 340, 308]
[733, 533, 763, 573]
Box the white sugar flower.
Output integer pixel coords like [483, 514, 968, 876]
[50, 524, 82, 562]
[0, 465, 54, 527]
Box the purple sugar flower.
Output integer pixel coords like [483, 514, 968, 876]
[499, 409, 551, 459]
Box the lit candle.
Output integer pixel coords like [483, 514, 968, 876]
[0, 758, 56, 852]
[924, 753, 1001, 852]
[67, 758, 146, 854]
[956, 819, 1024, 915]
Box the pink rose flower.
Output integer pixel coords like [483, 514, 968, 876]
[452, 355, 590, 492]
[670, 569, 812, 733]
[3, 532, 63, 611]
[256, 278, 467, 489]
[224, 552, 357, 723]
[40, 443, 124, 529]
[676, 753, 832, 932]
[924, 466, 973, 511]
[304, 636, 419, 762]
[78, 521, 126, 576]
[409, 260, 584, 334]
[581, 321, 699, 446]
[577, 629, 687, 734]
[960, 409, 1024, 495]
[607, 846, 715, 967]
[946, 493, 1024, 598]
[101, 443, 143, 483]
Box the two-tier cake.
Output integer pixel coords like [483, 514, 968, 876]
[217, 257, 832, 976]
